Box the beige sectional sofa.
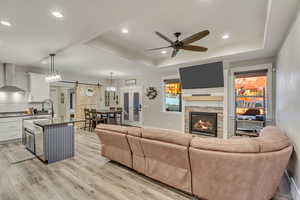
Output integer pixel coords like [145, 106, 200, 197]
[95, 125, 293, 200]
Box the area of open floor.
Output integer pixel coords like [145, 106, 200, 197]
[0, 130, 192, 200]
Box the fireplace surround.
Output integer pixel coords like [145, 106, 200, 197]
[190, 112, 218, 137]
[185, 106, 223, 138]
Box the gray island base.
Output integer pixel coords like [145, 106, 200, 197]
[34, 119, 84, 164]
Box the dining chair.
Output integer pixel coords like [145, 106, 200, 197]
[90, 109, 106, 130]
[108, 107, 117, 124]
[84, 108, 91, 131]
[116, 107, 123, 125]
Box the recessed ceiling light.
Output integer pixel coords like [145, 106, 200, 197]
[1, 20, 11, 27]
[222, 34, 230, 40]
[52, 11, 64, 18]
[161, 50, 167, 54]
[121, 29, 128, 34]
[42, 60, 47, 65]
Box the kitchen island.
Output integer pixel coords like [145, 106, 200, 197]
[33, 118, 84, 164]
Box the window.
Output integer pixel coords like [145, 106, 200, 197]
[164, 79, 182, 112]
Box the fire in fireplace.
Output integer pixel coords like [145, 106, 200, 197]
[190, 112, 217, 137]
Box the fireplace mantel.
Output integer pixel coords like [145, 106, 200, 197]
[183, 96, 224, 102]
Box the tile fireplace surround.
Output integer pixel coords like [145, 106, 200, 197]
[185, 106, 224, 138]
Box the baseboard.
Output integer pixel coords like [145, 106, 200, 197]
[285, 171, 300, 200]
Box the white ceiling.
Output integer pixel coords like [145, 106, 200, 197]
[0, 0, 299, 79]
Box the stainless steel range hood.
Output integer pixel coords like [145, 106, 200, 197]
[0, 63, 25, 93]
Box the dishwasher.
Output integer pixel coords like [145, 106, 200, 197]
[24, 128, 35, 153]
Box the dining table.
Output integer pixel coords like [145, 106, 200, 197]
[97, 110, 123, 125]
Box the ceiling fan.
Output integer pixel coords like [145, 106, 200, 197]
[148, 30, 209, 58]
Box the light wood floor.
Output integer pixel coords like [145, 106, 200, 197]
[0, 130, 192, 200]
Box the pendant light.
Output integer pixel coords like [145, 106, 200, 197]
[45, 53, 62, 82]
[106, 72, 116, 92]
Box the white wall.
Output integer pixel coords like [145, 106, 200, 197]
[119, 72, 183, 131]
[276, 7, 300, 195]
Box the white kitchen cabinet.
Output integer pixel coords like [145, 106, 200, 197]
[29, 73, 50, 102]
[0, 118, 22, 142]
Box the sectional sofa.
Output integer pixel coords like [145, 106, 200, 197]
[95, 125, 292, 200]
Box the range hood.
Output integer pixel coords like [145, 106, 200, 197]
[0, 63, 25, 93]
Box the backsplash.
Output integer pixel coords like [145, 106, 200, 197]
[0, 92, 29, 112]
[0, 92, 43, 113]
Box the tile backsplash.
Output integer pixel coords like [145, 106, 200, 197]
[0, 92, 29, 112]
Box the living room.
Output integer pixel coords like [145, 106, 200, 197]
[0, 0, 299, 200]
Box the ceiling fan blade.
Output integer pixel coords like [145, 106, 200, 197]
[181, 30, 210, 45]
[155, 32, 174, 44]
[171, 49, 179, 58]
[147, 46, 172, 51]
[182, 45, 208, 52]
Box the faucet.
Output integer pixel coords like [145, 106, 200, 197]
[42, 99, 54, 119]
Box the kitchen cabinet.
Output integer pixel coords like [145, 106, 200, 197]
[29, 73, 50, 102]
[0, 118, 22, 142]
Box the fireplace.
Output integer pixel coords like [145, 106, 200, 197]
[190, 112, 218, 137]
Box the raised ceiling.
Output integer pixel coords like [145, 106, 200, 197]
[0, 0, 299, 78]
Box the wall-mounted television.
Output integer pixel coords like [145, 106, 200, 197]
[179, 62, 224, 89]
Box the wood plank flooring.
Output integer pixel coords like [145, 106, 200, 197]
[0, 130, 192, 200]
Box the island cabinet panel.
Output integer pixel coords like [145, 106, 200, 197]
[44, 123, 75, 163]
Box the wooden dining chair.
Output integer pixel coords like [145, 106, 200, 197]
[107, 107, 117, 124]
[84, 108, 92, 131]
[116, 107, 123, 125]
[90, 109, 106, 130]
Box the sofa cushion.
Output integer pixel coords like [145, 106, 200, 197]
[190, 137, 260, 153]
[96, 124, 128, 134]
[141, 138, 192, 193]
[95, 129, 132, 168]
[254, 126, 290, 153]
[127, 134, 146, 174]
[142, 128, 192, 146]
[126, 126, 142, 137]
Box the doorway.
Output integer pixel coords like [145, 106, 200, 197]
[121, 86, 143, 127]
[50, 82, 76, 121]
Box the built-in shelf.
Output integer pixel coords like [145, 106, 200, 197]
[236, 107, 264, 109]
[236, 95, 264, 98]
[183, 96, 224, 102]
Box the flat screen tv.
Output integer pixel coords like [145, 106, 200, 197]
[179, 62, 224, 89]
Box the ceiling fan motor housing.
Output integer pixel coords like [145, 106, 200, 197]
[174, 32, 181, 38]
